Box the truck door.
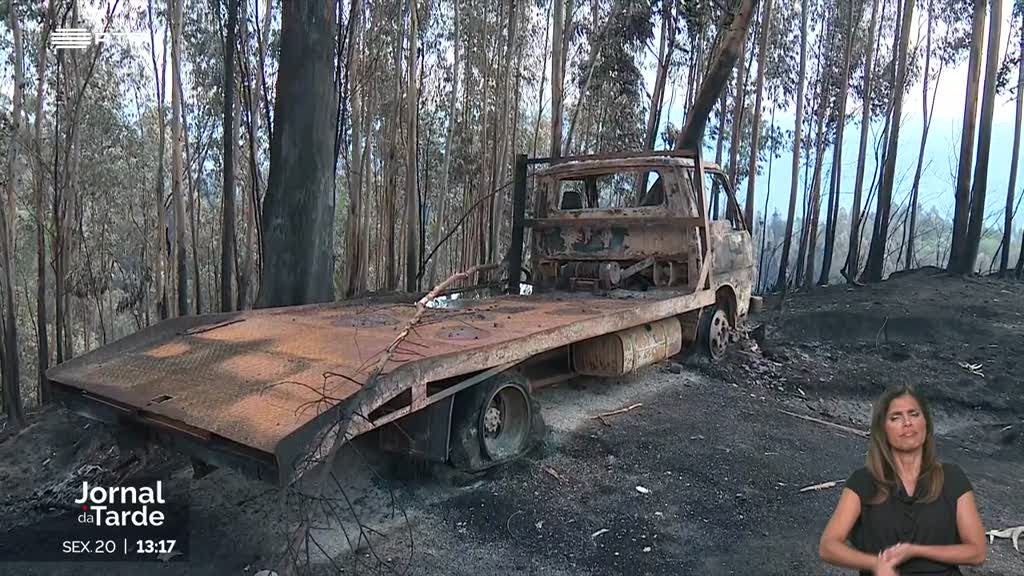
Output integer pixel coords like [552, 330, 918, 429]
[702, 171, 754, 290]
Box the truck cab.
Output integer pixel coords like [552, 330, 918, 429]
[527, 151, 755, 334]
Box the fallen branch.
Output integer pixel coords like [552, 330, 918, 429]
[279, 264, 497, 576]
[986, 525, 1023, 552]
[778, 409, 869, 438]
[542, 465, 567, 483]
[593, 403, 643, 424]
[957, 361, 985, 378]
[799, 480, 843, 493]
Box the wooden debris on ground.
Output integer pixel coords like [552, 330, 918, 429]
[542, 465, 567, 483]
[957, 361, 985, 378]
[778, 409, 869, 438]
[986, 526, 1024, 552]
[593, 403, 643, 426]
[798, 480, 843, 493]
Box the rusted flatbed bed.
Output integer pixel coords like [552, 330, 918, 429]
[48, 149, 755, 486]
[48, 288, 713, 485]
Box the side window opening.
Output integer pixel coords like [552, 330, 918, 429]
[703, 171, 744, 231]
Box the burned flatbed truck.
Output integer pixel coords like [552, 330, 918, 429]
[47, 149, 755, 486]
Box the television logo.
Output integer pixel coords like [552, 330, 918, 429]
[52, 28, 147, 50]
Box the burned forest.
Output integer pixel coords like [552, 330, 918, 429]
[0, 0, 1022, 575]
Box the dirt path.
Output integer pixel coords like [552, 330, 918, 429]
[1, 270, 1021, 575]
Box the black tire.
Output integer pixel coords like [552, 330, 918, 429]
[698, 303, 732, 360]
[449, 372, 544, 472]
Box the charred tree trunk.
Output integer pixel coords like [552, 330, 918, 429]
[959, 0, 1002, 274]
[949, 0, 986, 271]
[904, 4, 938, 271]
[1006, 18, 1024, 276]
[803, 55, 830, 290]
[405, 0, 420, 292]
[221, 0, 239, 312]
[843, 0, 880, 283]
[148, 0, 169, 320]
[550, 0, 566, 159]
[2, 2, 26, 428]
[745, 0, 773, 228]
[677, 0, 757, 150]
[171, 0, 188, 315]
[775, 0, 808, 292]
[343, 0, 366, 298]
[864, 0, 915, 282]
[32, 0, 56, 404]
[818, 1, 854, 285]
[257, 0, 337, 307]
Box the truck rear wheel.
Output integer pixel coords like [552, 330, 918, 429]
[449, 372, 541, 472]
[699, 304, 732, 360]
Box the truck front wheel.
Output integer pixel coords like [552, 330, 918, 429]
[699, 304, 732, 360]
[449, 373, 541, 472]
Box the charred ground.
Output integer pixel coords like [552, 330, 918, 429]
[0, 269, 1021, 575]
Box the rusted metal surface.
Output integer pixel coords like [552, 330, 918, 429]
[572, 317, 683, 376]
[48, 288, 714, 485]
[49, 150, 754, 486]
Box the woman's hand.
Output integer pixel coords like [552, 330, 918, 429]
[881, 542, 916, 566]
[873, 553, 900, 576]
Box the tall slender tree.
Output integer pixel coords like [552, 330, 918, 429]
[949, 0, 987, 271]
[959, 0, 1002, 274]
[222, 0, 240, 312]
[776, 0, 809, 292]
[864, 0, 915, 282]
[843, 0, 880, 283]
[147, 0, 169, 320]
[2, 0, 26, 429]
[405, 0, 420, 292]
[1006, 12, 1024, 276]
[171, 0, 188, 315]
[745, 0, 773, 228]
[550, 0, 566, 159]
[904, 2, 940, 271]
[32, 0, 57, 404]
[258, 0, 338, 306]
[819, 0, 855, 285]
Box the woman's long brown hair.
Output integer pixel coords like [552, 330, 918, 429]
[865, 386, 944, 504]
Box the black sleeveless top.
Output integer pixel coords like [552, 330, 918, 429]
[844, 463, 973, 576]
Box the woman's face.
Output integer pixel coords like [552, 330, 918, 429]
[884, 394, 927, 453]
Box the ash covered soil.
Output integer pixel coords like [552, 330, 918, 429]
[1, 268, 1022, 576]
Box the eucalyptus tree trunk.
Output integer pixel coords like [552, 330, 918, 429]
[427, 2, 461, 286]
[344, 0, 366, 298]
[32, 0, 56, 404]
[864, 0, 915, 282]
[643, 0, 675, 151]
[803, 48, 830, 290]
[949, 0, 986, 272]
[147, 0, 169, 320]
[904, 3, 938, 272]
[843, 0, 880, 283]
[745, 0, 773, 228]
[677, 0, 757, 150]
[221, 0, 239, 312]
[171, 0, 188, 315]
[959, 0, 1002, 275]
[727, 32, 748, 184]
[258, 0, 337, 307]
[776, 0, 809, 292]
[550, 0, 565, 159]
[2, 2, 26, 429]
[405, 0, 420, 292]
[818, 0, 854, 285]
[1007, 19, 1024, 277]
